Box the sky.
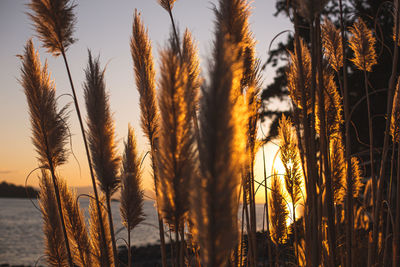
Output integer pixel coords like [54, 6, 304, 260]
[0, 0, 292, 202]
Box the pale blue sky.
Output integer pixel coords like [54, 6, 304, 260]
[0, 0, 291, 194]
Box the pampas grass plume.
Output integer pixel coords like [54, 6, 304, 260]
[330, 137, 346, 205]
[349, 18, 378, 72]
[158, 0, 177, 11]
[321, 18, 343, 72]
[269, 172, 289, 245]
[390, 77, 400, 143]
[59, 179, 92, 267]
[120, 125, 145, 231]
[84, 51, 120, 197]
[27, 0, 76, 56]
[39, 170, 68, 267]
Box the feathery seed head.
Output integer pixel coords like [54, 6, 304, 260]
[28, 0, 76, 56]
[89, 196, 114, 266]
[84, 51, 120, 197]
[349, 18, 378, 72]
[20, 39, 69, 169]
[321, 18, 343, 72]
[156, 36, 195, 228]
[315, 68, 343, 137]
[120, 125, 145, 231]
[131, 11, 159, 147]
[269, 172, 289, 245]
[158, 0, 177, 11]
[279, 115, 302, 207]
[330, 137, 346, 205]
[59, 179, 92, 266]
[39, 170, 68, 266]
[390, 77, 400, 142]
[287, 38, 313, 112]
[350, 157, 363, 199]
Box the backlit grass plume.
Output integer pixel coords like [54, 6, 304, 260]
[158, 0, 177, 11]
[21, 39, 69, 170]
[191, 22, 246, 266]
[83, 51, 120, 264]
[279, 115, 302, 208]
[315, 69, 343, 138]
[287, 38, 313, 112]
[89, 197, 114, 266]
[321, 18, 343, 72]
[120, 125, 145, 231]
[59, 179, 92, 267]
[39, 170, 68, 267]
[130, 10, 158, 149]
[156, 36, 194, 230]
[330, 137, 346, 205]
[349, 18, 378, 72]
[27, 0, 76, 56]
[120, 125, 144, 267]
[84, 51, 120, 197]
[390, 77, 400, 143]
[342, 157, 363, 200]
[182, 29, 201, 114]
[269, 172, 289, 245]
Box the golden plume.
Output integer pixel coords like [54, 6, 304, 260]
[27, 0, 76, 56]
[330, 137, 346, 205]
[156, 34, 194, 228]
[158, 0, 177, 11]
[287, 38, 313, 112]
[20, 39, 69, 169]
[130, 10, 158, 149]
[349, 157, 363, 199]
[278, 115, 302, 207]
[83, 51, 120, 197]
[269, 172, 289, 245]
[190, 11, 247, 265]
[390, 77, 400, 143]
[39, 170, 68, 267]
[348, 18, 378, 72]
[182, 29, 201, 114]
[89, 196, 114, 266]
[321, 18, 343, 72]
[120, 125, 145, 231]
[59, 179, 92, 267]
[315, 68, 343, 138]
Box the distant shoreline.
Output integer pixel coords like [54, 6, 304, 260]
[0, 181, 38, 198]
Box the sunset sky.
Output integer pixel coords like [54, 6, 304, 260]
[0, 0, 291, 202]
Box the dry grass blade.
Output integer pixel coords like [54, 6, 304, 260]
[83, 51, 120, 197]
[390, 77, 400, 143]
[321, 18, 343, 72]
[269, 172, 289, 245]
[59, 179, 92, 267]
[158, 0, 177, 11]
[39, 170, 68, 267]
[20, 39, 69, 169]
[131, 10, 159, 147]
[27, 0, 76, 56]
[191, 22, 247, 264]
[278, 115, 302, 207]
[89, 196, 114, 266]
[156, 35, 195, 228]
[349, 18, 378, 72]
[120, 125, 145, 231]
[287, 38, 313, 112]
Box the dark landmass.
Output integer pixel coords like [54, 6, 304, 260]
[0, 181, 38, 198]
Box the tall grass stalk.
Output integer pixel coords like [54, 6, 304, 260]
[20, 39, 73, 267]
[27, 2, 110, 264]
[130, 11, 167, 267]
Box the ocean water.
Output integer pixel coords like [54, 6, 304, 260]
[0, 198, 266, 265]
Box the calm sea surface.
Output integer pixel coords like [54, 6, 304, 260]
[0, 198, 266, 265]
